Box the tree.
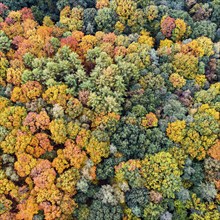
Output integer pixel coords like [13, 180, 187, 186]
[141, 152, 182, 198]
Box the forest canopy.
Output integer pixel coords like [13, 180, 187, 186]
[0, 0, 220, 219]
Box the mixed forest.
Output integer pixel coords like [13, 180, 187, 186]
[0, 0, 220, 219]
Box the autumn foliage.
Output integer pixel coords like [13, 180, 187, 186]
[0, 1, 220, 219]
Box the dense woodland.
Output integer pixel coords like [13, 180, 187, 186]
[0, 0, 219, 219]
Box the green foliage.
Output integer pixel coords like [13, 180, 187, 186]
[192, 20, 217, 40]
[111, 121, 148, 159]
[0, 30, 11, 52]
[144, 128, 174, 154]
[95, 8, 118, 33]
[143, 202, 166, 220]
[182, 158, 205, 187]
[162, 99, 187, 120]
[0, 1, 220, 219]
[22, 46, 86, 92]
[0, 126, 8, 142]
[88, 200, 123, 220]
[96, 156, 124, 180]
[125, 188, 149, 217]
[194, 182, 217, 202]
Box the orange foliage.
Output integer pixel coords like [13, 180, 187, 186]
[39, 202, 61, 220]
[30, 160, 56, 189]
[79, 35, 97, 56]
[21, 81, 42, 100]
[14, 153, 37, 177]
[161, 16, 176, 38]
[16, 196, 39, 220]
[63, 139, 87, 169]
[23, 111, 50, 133]
[25, 133, 53, 158]
[75, 128, 91, 149]
[92, 112, 120, 128]
[96, 0, 110, 9]
[141, 112, 158, 128]
[61, 36, 78, 51]
[11, 81, 42, 103]
[208, 140, 220, 160]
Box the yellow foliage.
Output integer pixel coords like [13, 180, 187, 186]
[49, 119, 67, 144]
[60, 197, 77, 217]
[0, 106, 27, 129]
[86, 136, 110, 164]
[0, 170, 18, 196]
[195, 74, 207, 87]
[159, 39, 173, 48]
[146, 5, 158, 22]
[11, 86, 27, 103]
[79, 35, 97, 55]
[115, 21, 125, 34]
[0, 96, 10, 112]
[21, 81, 42, 101]
[179, 104, 219, 160]
[76, 128, 91, 149]
[181, 39, 204, 57]
[166, 120, 186, 143]
[169, 73, 186, 88]
[198, 104, 219, 120]
[0, 195, 12, 215]
[52, 149, 69, 174]
[15, 130, 33, 153]
[186, 194, 220, 220]
[60, 6, 83, 31]
[173, 19, 187, 41]
[56, 167, 80, 196]
[173, 53, 198, 79]
[92, 112, 120, 129]
[138, 30, 154, 48]
[0, 56, 9, 80]
[8, 11, 21, 22]
[0, 129, 18, 154]
[42, 84, 69, 107]
[43, 16, 54, 27]
[183, 129, 206, 160]
[168, 147, 187, 169]
[123, 207, 141, 220]
[6, 67, 23, 86]
[196, 36, 214, 57]
[141, 152, 182, 198]
[67, 121, 80, 140]
[33, 184, 62, 205]
[115, 0, 136, 21]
